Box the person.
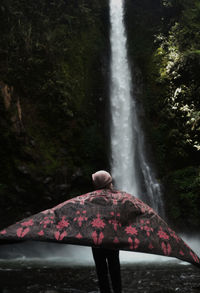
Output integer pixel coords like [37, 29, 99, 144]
[91, 170, 122, 293]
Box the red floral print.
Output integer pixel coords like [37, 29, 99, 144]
[109, 212, 121, 231]
[134, 238, 140, 249]
[40, 216, 54, 228]
[161, 242, 171, 256]
[73, 210, 88, 227]
[17, 227, 30, 238]
[21, 219, 34, 227]
[0, 230, 6, 235]
[190, 251, 200, 263]
[91, 214, 106, 229]
[128, 237, 140, 250]
[76, 233, 83, 239]
[168, 228, 180, 243]
[113, 237, 119, 244]
[56, 216, 69, 230]
[125, 225, 138, 235]
[112, 198, 118, 205]
[1, 189, 200, 268]
[128, 237, 134, 250]
[54, 231, 67, 241]
[92, 231, 104, 245]
[141, 225, 153, 237]
[148, 243, 154, 249]
[92, 231, 97, 244]
[157, 227, 169, 240]
[38, 230, 44, 236]
[98, 232, 104, 244]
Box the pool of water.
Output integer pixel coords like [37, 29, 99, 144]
[0, 242, 200, 293]
[0, 258, 200, 293]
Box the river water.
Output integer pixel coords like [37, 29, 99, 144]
[0, 243, 200, 293]
[0, 258, 200, 293]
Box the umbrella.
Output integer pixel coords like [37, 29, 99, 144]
[0, 189, 200, 267]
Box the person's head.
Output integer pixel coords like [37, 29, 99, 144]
[92, 170, 113, 190]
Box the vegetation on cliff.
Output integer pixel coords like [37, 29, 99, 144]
[126, 0, 200, 230]
[0, 0, 109, 226]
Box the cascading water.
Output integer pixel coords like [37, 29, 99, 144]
[109, 0, 164, 216]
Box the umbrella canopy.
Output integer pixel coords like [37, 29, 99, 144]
[0, 189, 199, 267]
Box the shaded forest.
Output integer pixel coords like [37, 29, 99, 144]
[0, 0, 199, 231]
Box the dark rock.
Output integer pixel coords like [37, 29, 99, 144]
[17, 166, 29, 175]
[44, 177, 53, 184]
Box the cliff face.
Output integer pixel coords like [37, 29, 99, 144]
[0, 0, 199, 230]
[0, 0, 110, 227]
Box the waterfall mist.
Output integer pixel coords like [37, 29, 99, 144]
[1, 235, 199, 265]
[109, 0, 164, 216]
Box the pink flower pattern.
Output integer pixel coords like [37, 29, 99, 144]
[0, 189, 199, 267]
[148, 243, 154, 249]
[21, 219, 34, 227]
[17, 227, 30, 238]
[190, 251, 200, 263]
[92, 231, 104, 245]
[38, 230, 44, 236]
[109, 212, 121, 231]
[128, 237, 140, 250]
[40, 216, 54, 229]
[113, 237, 119, 244]
[140, 220, 154, 237]
[161, 242, 171, 256]
[168, 228, 180, 243]
[54, 231, 67, 241]
[76, 233, 83, 239]
[73, 210, 88, 227]
[157, 227, 169, 240]
[0, 230, 6, 235]
[125, 225, 138, 235]
[91, 214, 106, 229]
[56, 216, 70, 230]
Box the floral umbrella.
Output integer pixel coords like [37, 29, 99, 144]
[0, 189, 199, 267]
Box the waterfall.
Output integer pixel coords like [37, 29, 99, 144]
[109, 0, 164, 216]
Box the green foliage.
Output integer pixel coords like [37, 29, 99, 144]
[165, 166, 200, 230]
[126, 0, 200, 228]
[0, 0, 109, 226]
[130, 0, 200, 172]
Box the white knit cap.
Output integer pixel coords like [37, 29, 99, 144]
[92, 170, 112, 189]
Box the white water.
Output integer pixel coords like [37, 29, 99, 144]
[109, 0, 164, 215]
[109, 0, 138, 196]
[1, 235, 199, 266]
